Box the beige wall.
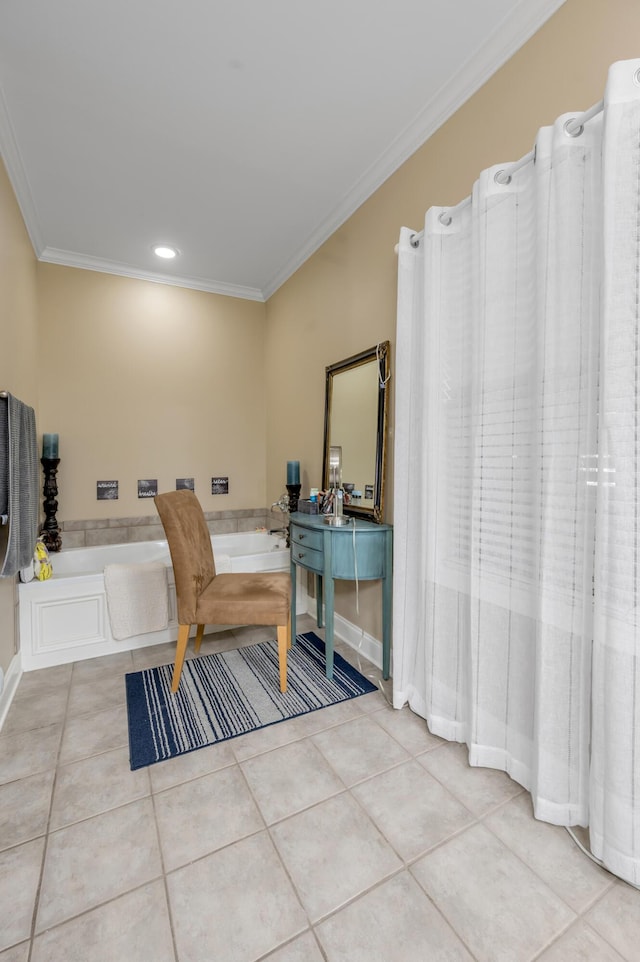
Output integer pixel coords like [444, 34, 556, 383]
[37, 265, 267, 522]
[265, 0, 640, 637]
[0, 159, 39, 673]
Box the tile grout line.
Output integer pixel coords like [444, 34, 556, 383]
[344, 785, 483, 960]
[232, 691, 423, 957]
[478, 801, 619, 918]
[148, 784, 180, 962]
[234, 747, 317, 956]
[9, 624, 630, 962]
[25, 664, 74, 962]
[22, 658, 158, 960]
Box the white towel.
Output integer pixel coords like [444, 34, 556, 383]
[214, 553, 232, 574]
[104, 561, 169, 641]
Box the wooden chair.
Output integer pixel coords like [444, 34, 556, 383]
[155, 490, 291, 693]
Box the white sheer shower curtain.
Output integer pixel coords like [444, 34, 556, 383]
[393, 58, 640, 886]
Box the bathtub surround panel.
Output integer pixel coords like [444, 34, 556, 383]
[58, 507, 271, 549]
[19, 531, 290, 671]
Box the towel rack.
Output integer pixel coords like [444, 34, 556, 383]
[1, 393, 9, 522]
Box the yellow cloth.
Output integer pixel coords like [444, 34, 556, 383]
[34, 540, 52, 581]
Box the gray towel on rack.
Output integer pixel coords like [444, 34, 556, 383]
[0, 394, 40, 578]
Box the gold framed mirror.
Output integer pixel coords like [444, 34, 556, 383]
[322, 341, 390, 523]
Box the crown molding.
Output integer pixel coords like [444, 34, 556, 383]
[3, 0, 565, 303]
[38, 247, 266, 302]
[262, 0, 566, 300]
[0, 84, 45, 256]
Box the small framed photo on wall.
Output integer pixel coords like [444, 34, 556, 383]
[211, 477, 229, 495]
[97, 480, 119, 500]
[138, 479, 158, 499]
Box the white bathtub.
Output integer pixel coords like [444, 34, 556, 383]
[19, 531, 290, 670]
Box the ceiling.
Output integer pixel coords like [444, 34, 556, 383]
[0, 0, 564, 302]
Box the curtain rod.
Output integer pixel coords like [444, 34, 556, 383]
[565, 98, 604, 137]
[493, 99, 604, 186]
[407, 193, 473, 245]
[403, 98, 606, 249]
[494, 149, 536, 186]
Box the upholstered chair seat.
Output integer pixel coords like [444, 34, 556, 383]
[155, 490, 291, 693]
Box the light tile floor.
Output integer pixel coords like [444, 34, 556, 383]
[1, 614, 638, 961]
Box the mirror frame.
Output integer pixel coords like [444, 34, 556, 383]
[322, 341, 390, 523]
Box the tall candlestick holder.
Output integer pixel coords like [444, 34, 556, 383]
[40, 457, 62, 552]
[286, 483, 301, 516]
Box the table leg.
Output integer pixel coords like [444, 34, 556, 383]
[316, 574, 324, 627]
[324, 573, 335, 679]
[290, 559, 297, 640]
[382, 575, 392, 680]
[382, 531, 392, 679]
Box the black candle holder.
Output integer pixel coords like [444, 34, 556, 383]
[286, 483, 301, 516]
[40, 457, 62, 552]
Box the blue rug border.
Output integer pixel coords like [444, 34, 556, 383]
[125, 631, 378, 770]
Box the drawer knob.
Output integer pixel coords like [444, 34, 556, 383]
[299, 533, 306, 540]
[297, 551, 305, 559]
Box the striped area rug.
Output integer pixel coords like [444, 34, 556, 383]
[125, 631, 378, 769]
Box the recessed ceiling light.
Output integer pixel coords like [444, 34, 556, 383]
[153, 245, 179, 259]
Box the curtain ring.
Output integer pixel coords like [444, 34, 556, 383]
[494, 170, 512, 186]
[438, 212, 452, 227]
[564, 118, 584, 138]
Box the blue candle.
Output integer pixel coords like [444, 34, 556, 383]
[286, 460, 300, 485]
[42, 433, 59, 458]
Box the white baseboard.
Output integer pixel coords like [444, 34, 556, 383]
[0, 654, 22, 733]
[332, 611, 384, 671]
[298, 581, 389, 673]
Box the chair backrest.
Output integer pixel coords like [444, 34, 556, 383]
[154, 490, 216, 624]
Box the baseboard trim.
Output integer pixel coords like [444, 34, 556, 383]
[332, 611, 385, 671]
[299, 585, 389, 673]
[0, 654, 23, 733]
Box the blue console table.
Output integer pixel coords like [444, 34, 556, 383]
[289, 512, 392, 680]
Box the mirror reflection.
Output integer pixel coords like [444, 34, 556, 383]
[322, 341, 390, 522]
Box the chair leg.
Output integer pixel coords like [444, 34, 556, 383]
[287, 610, 292, 649]
[277, 623, 288, 693]
[194, 624, 205, 654]
[171, 624, 191, 693]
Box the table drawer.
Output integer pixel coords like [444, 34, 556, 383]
[290, 524, 324, 552]
[291, 543, 323, 574]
